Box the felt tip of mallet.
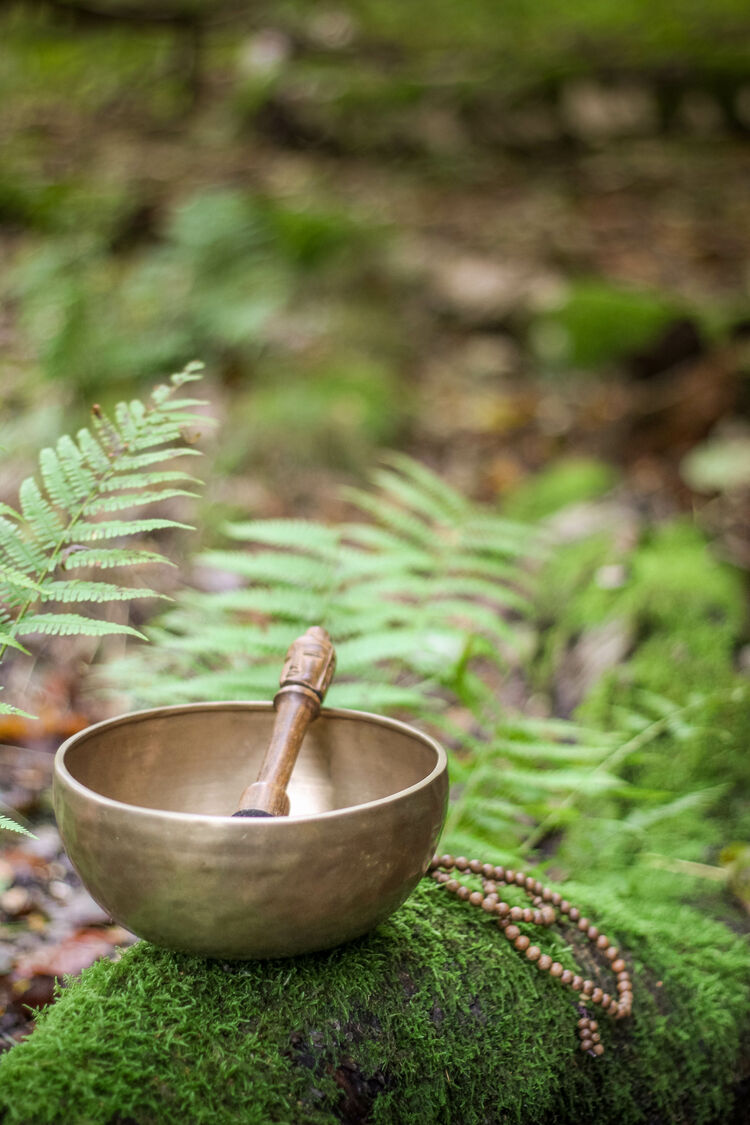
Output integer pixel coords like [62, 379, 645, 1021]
[232, 809, 276, 818]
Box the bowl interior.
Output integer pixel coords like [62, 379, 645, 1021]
[61, 705, 441, 817]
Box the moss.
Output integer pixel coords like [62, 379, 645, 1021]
[0, 880, 747, 1125]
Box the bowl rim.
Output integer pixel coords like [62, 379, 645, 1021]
[54, 701, 448, 825]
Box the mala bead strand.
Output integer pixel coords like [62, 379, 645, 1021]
[428, 855, 633, 1057]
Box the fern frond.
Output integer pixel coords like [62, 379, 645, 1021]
[0, 814, 34, 837]
[0, 364, 208, 707]
[0, 629, 30, 654]
[99, 470, 202, 492]
[61, 548, 176, 570]
[18, 478, 65, 549]
[82, 489, 197, 515]
[38, 580, 163, 604]
[71, 517, 193, 541]
[13, 613, 145, 639]
[110, 447, 203, 472]
[224, 520, 340, 557]
[199, 550, 333, 592]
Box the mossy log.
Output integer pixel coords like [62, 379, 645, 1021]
[0, 880, 747, 1125]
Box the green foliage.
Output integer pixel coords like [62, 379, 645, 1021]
[0, 363, 207, 730]
[0, 881, 747, 1124]
[531, 516, 750, 903]
[529, 280, 688, 372]
[502, 457, 617, 521]
[10, 189, 372, 395]
[219, 354, 405, 475]
[115, 453, 537, 712]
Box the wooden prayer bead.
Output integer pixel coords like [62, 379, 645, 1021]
[430, 858, 631, 1064]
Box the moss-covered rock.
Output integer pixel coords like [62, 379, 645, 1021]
[0, 880, 747, 1125]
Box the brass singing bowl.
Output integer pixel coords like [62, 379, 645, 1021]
[53, 702, 448, 959]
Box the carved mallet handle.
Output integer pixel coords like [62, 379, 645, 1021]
[233, 626, 336, 818]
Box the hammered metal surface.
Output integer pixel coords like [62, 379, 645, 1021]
[53, 703, 448, 959]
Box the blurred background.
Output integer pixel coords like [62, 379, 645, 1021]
[1, 0, 749, 527]
[0, 0, 749, 1052]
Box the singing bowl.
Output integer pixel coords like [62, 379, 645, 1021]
[53, 702, 448, 959]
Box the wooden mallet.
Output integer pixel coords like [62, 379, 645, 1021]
[233, 626, 336, 818]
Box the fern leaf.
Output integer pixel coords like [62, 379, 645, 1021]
[99, 470, 202, 492]
[56, 435, 96, 502]
[0, 565, 44, 594]
[61, 548, 176, 570]
[76, 427, 113, 474]
[0, 814, 34, 837]
[111, 448, 202, 472]
[342, 488, 434, 547]
[198, 550, 333, 592]
[0, 516, 47, 575]
[82, 489, 198, 515]
[18, 478, 65, 550]
[380, 452, 471, 521]
[224, 520, 340, 557]
[176, 586, 324, 622]
[0, 629, 30, 654]
[143, 620, 294, 656]
[370, 466, 469, 529]
[39, 580, 163, 604]
[38, 447, 78, 510]
[71, 518, 194, 542]
[13, 613, 145, 639]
